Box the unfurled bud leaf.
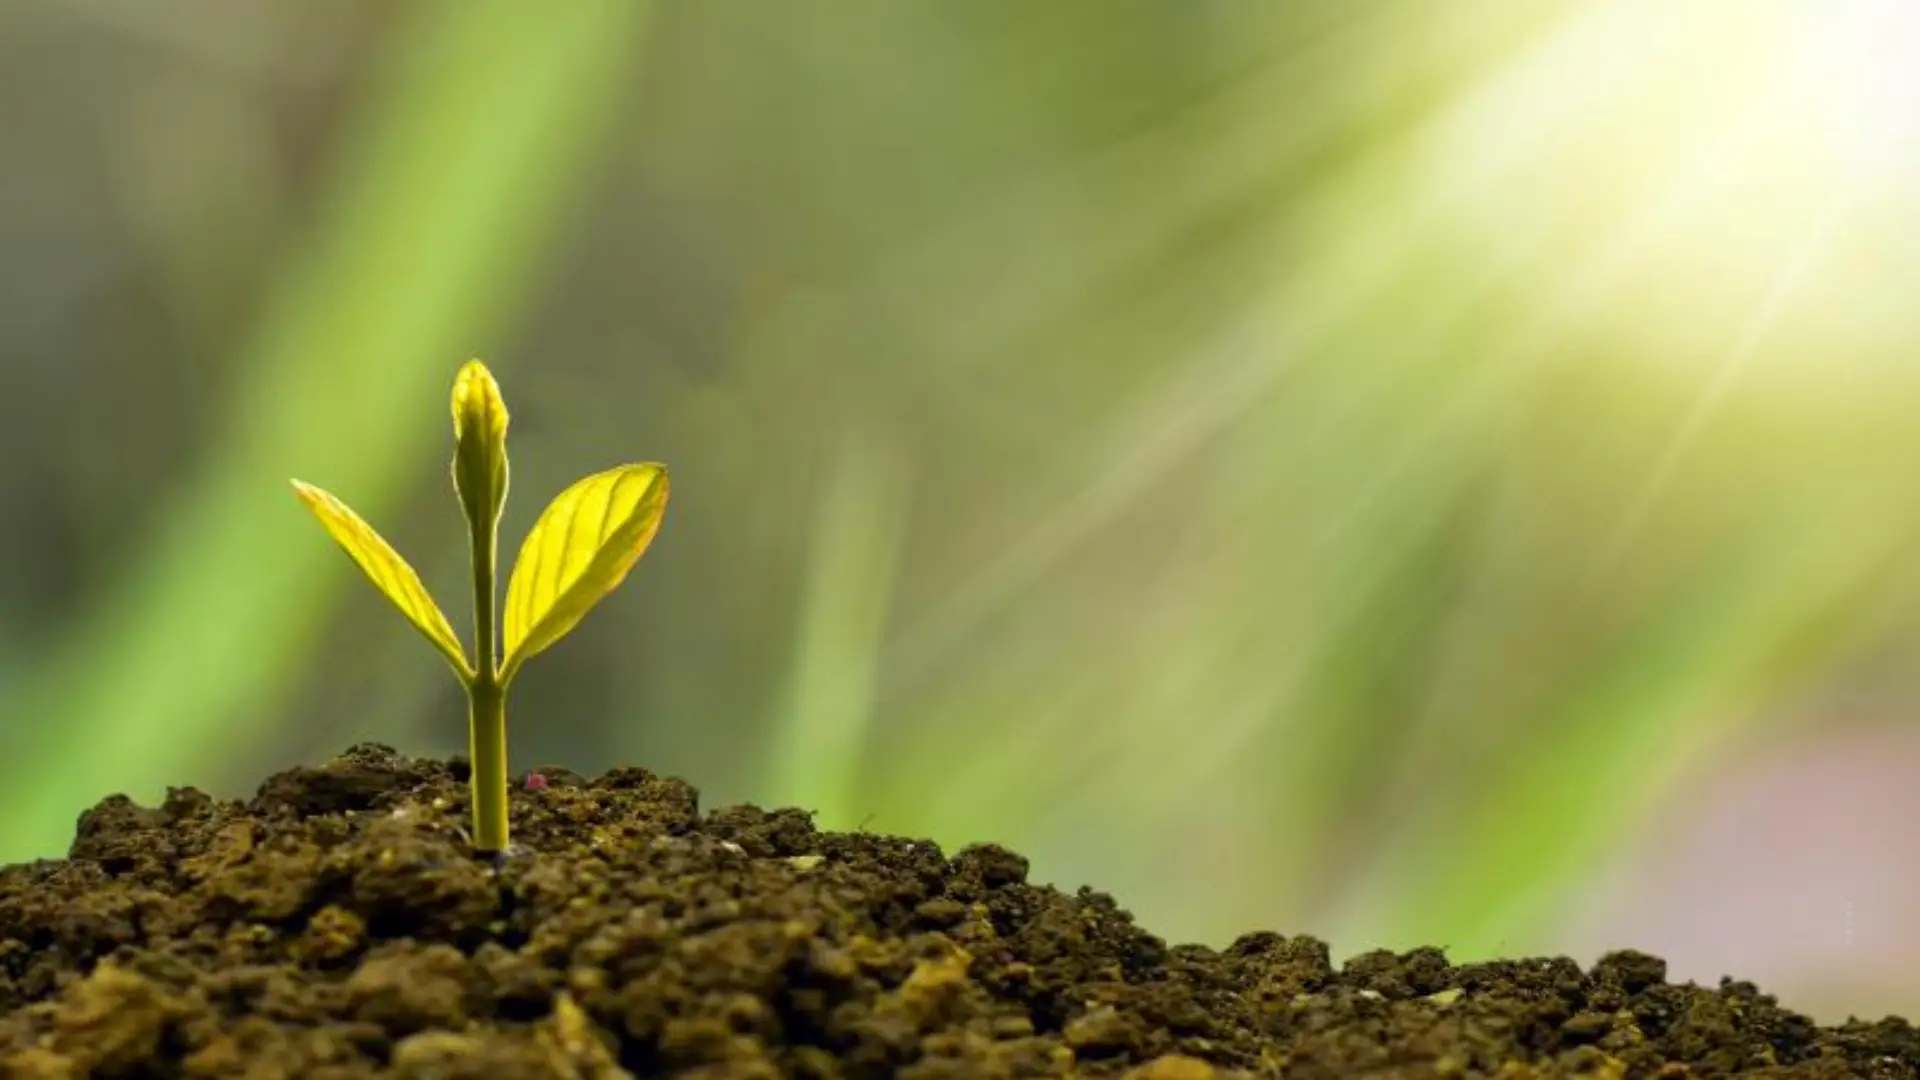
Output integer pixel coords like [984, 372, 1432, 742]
[290, 480, 474, 681]
[500, 463, 669, 683]
[451, 359, 510, 537]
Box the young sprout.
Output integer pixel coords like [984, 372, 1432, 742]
[291, 360, 669, 851]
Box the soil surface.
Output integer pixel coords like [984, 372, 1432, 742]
[1, 745, 1913, 1078]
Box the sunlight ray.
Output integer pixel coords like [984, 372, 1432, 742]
[1589, 193, 1851, 581]
[883, 6, 1588, 693]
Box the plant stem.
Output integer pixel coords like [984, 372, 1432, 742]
[467, 458, 507, 850]
[467, 678, 509, 850]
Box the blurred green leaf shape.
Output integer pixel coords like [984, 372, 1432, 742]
[292, 359, 669, 850]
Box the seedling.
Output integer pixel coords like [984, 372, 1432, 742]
[292, 360, 669, 851]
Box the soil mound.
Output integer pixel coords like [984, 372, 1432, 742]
[1, 744, 1912, 1078]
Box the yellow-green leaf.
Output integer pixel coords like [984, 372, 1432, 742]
[500, 464, 669, 683]
[290, 480, 474, 681]
[450, 359, 510, 537]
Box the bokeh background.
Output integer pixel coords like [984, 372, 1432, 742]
[4, 0, 1919, 1022]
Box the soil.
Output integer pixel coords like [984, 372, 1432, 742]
[1, 745, 1913, 1079]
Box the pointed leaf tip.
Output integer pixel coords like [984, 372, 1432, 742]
[451, 360, 509, 442]
[291, 480, 474, 681]
[501, 463, 669, 683]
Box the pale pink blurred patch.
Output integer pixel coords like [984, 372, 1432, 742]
[1567, 722, 1920, 1022]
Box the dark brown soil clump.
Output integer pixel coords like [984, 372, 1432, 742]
[1, 744, 1913, 1078]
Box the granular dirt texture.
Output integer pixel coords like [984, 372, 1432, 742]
[0, 745, 1914, 1079]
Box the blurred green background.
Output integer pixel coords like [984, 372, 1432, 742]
[5, 0, 1920, 1021]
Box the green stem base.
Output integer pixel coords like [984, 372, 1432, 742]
[468, 681, 509, 851]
